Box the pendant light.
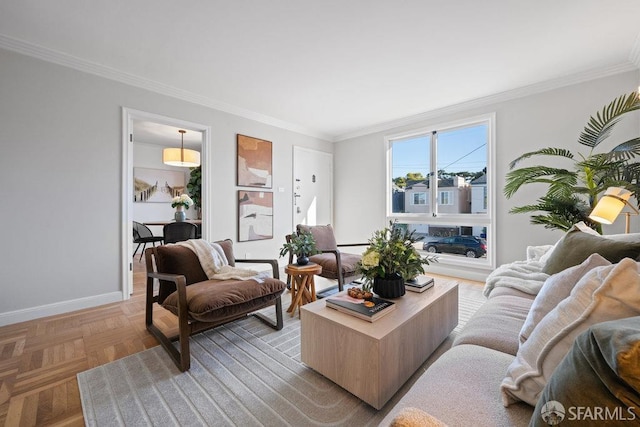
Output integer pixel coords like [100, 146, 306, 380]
[163, 129, 201, 167]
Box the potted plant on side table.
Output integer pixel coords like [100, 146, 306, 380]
[279, 229, 320, 266]
[357, 221, 437, 298]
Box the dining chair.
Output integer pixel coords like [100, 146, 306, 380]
[163, 222, 198, 244]
[133, 221, 164, 261]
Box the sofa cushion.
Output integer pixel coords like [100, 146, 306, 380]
[530, 317, 640, 427]
[542, 229, 640, 275]
[380, 345, 534, 427]
[297, 224, 337, 251]
[453, 295, 533, 356]
[487, 287, 537, 301]
[520, 253, 611, 344]
[501, 259, 640, 407]
[155, 245, 208, 304]
[162, 277, 285, 322]
[308, 252, 361, 279]
[155, 239, 237, 304]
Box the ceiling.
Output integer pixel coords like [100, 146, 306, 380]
[2, 1, 640, 141]
[133, 121, 203, 150]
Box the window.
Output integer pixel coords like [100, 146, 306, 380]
[439, 191, 453, 205]
[412, 192, 427, 205]
[387, 114, 495, 269]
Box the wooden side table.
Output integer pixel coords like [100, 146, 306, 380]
[285, 263, 322, 317]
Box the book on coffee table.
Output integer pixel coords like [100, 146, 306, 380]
[405, 276, 435, 293]
[325, 294, 395, 322]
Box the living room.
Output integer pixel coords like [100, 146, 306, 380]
[2, 1, 640, 425]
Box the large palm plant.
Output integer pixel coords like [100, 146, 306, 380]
[504, 91, 640, 232]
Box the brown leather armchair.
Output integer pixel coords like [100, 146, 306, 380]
[287, 224, 368, 292]
[145, 239, 285, 371]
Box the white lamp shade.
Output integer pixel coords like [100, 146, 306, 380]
[588, 187, 632, 224]
[163, 148, 201, 167]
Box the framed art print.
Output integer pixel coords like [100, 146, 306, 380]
[238, 190, 273, 241]
[133, 167, 186, 202]
[237, 134, 272, 188]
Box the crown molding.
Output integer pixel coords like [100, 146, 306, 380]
[1, 33, 637, 144]
[334, 62, 638, 142]
[630, 32, 640, 69]
[0, 34, 332, 141]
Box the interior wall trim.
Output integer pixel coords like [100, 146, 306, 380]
[0, 292, 122, 327]
[0, 33, 636, 143]
[0, 34, 331, 141]
[629, 32, 640, 69]
[334, 62, 638, 141]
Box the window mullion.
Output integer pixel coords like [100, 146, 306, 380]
[430, 130, 438, 217]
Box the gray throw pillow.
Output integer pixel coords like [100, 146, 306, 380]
[542, 230, 640, 275]
[529, 317, 640, 427]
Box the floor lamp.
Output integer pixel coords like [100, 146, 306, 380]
[588, 187, 639, 234]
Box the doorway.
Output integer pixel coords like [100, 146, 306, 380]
[292, 146, 333, 228]
[122, 108, 211, 299]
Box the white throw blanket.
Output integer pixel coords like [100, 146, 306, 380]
[483, 260, 549, 297]
[173, 239, 267, 282]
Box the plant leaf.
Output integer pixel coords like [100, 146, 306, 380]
[578, 92, 640, 148]
[508, 148, 574, 169]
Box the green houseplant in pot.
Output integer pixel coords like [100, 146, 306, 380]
[187, 166, 202, 219]
[504, 91, 640, 232]
[279, 230, 320, 265]
[356, 221, 437, 298]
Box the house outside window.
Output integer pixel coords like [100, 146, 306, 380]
[386, 114, 495, 269]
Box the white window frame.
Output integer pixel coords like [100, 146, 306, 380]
[412, 192, 427, 205]
[385, 113, 496, 271]
[438, 191, 453, 205]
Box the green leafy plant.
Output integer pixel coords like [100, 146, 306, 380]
[187, 166, 201, 210]
[279, 230, 320, 258]
[504, 92, 640, 232]
[356, 221, 437, 289]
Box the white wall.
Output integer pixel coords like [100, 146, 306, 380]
[0, 48, 332, 325]
[334, 71, 640, 280]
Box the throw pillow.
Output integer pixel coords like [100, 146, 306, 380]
[501, 258, 640, 407]
[529, 317, 640, 427]
[542, 229, 640, 275]
[519, 253, 611, 344]
[527, 245, 554, 262]
[538, 221, 599, 266]
[390, 407, 448, 427]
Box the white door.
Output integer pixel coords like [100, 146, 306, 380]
[293, 146, 333, 227]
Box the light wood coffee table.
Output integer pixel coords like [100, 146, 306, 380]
[300, 279, 458, 409]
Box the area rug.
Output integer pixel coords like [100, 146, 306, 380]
[78, 282, 485, 426]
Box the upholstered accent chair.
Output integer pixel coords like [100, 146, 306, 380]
[290, 224, 368, 292]
[145, 239, 285, 371]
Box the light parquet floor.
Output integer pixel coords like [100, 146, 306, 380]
[0, 257, 483, 426]
[0, 257, 178, 427]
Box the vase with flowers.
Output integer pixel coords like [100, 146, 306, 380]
[356, 221, 437, 298]
[171, 194, 194, 222]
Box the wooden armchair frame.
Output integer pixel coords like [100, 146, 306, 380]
[145, 247, 283, 371]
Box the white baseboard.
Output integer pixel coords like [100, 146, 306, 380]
[0, 292, 123, 327]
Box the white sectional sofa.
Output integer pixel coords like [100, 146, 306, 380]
[381, 223, 640, 426]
